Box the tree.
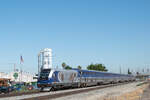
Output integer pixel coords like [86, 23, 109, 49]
[128, 68, 132, 74]
[62, 62, 66, 69]
[62, 62, 72, 70]
[13, 72, 18, 80]
[65, 65, 72, 70]
[87, 63, 108, 72]
[77, 65, 82, 70]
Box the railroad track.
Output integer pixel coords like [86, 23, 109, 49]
[0, 82, 136, 100]
[21, 82, 133, 100]
[0, 90, 40, 98]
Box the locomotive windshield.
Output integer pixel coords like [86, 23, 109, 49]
[39, 69, 51, 80]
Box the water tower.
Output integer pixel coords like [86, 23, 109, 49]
[38, 48, 52, 74]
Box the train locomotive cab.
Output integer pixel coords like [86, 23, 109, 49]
[37, 69, 53, 91]
[37, 69, 78, 91]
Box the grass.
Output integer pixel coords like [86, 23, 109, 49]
[136, 81, 148, 86]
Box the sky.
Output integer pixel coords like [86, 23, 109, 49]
[0, 0, 150, 74]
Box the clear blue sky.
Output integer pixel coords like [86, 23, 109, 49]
[0, 0, 150, 74]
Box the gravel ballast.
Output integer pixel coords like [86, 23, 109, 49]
[51, 82, 147, 100]
[0, 82, 146, 100]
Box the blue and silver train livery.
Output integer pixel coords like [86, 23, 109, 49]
[37, 68, 135, 91]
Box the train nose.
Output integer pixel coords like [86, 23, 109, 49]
[37, 80, 52, 88]
[37, 83, 52, 88]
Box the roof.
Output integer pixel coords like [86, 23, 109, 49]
[0, 78, 11, 81]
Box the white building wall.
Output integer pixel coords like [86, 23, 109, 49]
[0, 71, 36, 83]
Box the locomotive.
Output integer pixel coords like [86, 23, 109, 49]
[37, 68, 135, 91]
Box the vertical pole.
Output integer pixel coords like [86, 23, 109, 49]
[50, 51, 52, 68]
[38, 53, 41, 77]
[20, 64, 22, 82]
[14, 64, 16, 72]
[120, 66, 122, 74]
[19, 65, 21, 83]
[42, 52, 44, 69]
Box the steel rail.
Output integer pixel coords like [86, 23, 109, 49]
[0, 90, 40, 98]
[22, 82, 132, 100]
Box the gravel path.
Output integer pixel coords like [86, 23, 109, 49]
[52, 82, 142, 100]
[141, 83, 150, 100]
[0, 85, 112, 100]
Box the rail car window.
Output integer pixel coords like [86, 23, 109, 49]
[79, 71, 82, 76]
[41, 69, 51, 73]
[52, 73, 57, 81]
[74, 73, 76, 77]
[52, 73, 55, 78]
[82, 72, 85, 76]
[40, 69, 51, 80]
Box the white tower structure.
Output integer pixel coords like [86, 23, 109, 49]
[38, 48, 52, 74]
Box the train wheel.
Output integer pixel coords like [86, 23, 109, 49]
[40, 87, 44, 92]
[51, 87, 55, 91]
[78, 84, 81, 88]
[48, 87, 52, 92]
[80, 84, 83, 88]
[84, 83, 87, 87]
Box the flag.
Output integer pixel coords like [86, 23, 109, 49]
[20, 55, 24, 64]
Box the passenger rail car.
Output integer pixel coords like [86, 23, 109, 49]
[37, 68, 135, 91]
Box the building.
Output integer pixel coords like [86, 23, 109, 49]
[0, 71, 36, 83]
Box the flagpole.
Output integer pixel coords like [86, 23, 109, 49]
[14, 64, 16, 72]
[20, 64, 22, 83]
[20, 55, 24, 83]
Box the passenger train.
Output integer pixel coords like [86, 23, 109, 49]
[37, 68, 135, 91]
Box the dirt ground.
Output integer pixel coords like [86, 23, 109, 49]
[100, 83, 148, 100]
[52, 82, 148, 100]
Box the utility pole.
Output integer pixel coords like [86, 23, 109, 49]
[14, 64, 16, 72]
[38, 53, 41, 77]
[120, 66, 122, 74]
